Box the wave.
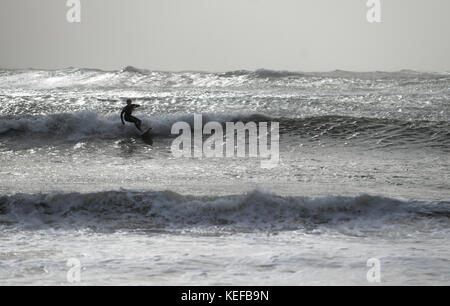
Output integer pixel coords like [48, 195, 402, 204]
[0, 112, 448, 149]
[120, 66, 152, 74]
[145, 67, 449, 80]
[1, 67, 448, 90]
[280, 116, 450, 148]
[0, 111, 272, 141]
[0, 190, 448, 235]
[0, 112, 132, 141]
[219, 69, 304, 78]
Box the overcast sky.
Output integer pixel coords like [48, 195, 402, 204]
[0, 0, 449, 72]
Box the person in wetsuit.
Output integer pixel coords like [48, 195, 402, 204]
[121, 99, 142, 131]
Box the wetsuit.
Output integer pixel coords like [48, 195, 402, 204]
[121, 104, 142, 131]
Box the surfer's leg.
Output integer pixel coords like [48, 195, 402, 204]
[125, 116, 142, 132]
[131, 116, 142, 131]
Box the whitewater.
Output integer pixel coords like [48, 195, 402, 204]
[0, 68, 449, 285]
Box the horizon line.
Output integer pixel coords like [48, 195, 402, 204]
[0, 65, 449, 75]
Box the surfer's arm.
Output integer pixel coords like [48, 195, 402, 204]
[132, 104, 141, 108]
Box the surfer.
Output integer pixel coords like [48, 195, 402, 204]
[121, 99, 142, 131]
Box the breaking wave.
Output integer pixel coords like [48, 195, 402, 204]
[0, 111, 272, 141]
[0, 111, 449, 150]
[0, 190, 449, 235]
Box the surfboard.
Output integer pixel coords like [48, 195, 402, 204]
[141, 127, 152, 137]
[139, 123, 152, 138]
[140, 125, 153, 145]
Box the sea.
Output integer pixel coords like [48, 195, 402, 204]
[0, 67, 449, 285]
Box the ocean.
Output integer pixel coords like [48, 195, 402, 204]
[0, 67, 449, 285]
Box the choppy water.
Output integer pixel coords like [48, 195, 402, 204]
[0, 67, 449, 285]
